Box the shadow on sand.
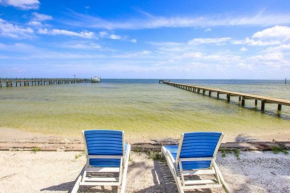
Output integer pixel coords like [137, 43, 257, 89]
[40, 159, 214, 193]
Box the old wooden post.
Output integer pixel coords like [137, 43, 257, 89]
[278, 104, 282, 111]
[7, 78, 12, 87]
[241, 97, 245, 106]
[261, 100, 266, 111]
[227, 94, 230, 102]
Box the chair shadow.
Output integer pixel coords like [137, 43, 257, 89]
[40, 165, 119, 193]
[41, 161, 214, 193]
[135, 160, 213, 193]
[41, 181, 118, 193]
[40, 181, 75, 192]
[235, 134, 259, 142]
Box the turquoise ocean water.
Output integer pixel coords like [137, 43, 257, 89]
[0, 79, 289, 141]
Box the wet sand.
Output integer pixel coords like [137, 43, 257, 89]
[1, 127, 290, 144]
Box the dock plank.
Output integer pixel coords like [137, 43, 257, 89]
[164, 81, 290, 106]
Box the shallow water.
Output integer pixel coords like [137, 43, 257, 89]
[0, 79, 289, 140]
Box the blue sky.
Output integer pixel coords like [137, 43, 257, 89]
[0, 0, 290, 79]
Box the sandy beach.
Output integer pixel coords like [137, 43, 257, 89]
[0, 150, 289, 193]
[1, 127, 290, 144]
[0, 127, 289, 193]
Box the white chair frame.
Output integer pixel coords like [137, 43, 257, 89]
[71, 131, 131, 193]
[161, 133, 232, 193]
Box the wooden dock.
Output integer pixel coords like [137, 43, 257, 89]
[161, 81, 290, 113]
[0, 78, 92, 88]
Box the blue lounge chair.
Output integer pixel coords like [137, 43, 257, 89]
[162, 132, 232, 193]
[72, 130, 131, 193]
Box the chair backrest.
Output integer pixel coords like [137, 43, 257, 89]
[178, 132, 223, 159]
[83, 130, 124, 156]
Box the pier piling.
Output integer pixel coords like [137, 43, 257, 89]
[6, 78, 13, 87]
[278, 104, 282, 111]
[0, 78, 92, 88]
[227, 94, 231, 102]
[161, 80, 290, 115]
[241, 97, 245, 106]
[261, 100, 266, 111]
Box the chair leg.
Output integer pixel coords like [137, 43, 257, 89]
[161, 149, 184, 193]
[120, 144, 131, 193]
[70, 167, 85, 193]
[212, 160, 233, 193]
[178, 161, 185, 186]
[176, 177, 185, 193]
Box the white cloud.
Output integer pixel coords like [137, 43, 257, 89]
[0, 18, 34, 38]
[250, 53, 284, 61]
[29, 52, 105, 59]
[174, 52, 203, 60]
[265, 44, 290, 52]
[188, 37, 231, 45]
[0, 43, 42, 54]
[240, 47, 247, 51]
[252, 25, 290, 39]
[110, 51, 155, 59]
[65, 11, 290, 30]
[62, 43, 101, 49]
[99, 31, 107, 37]
[0, 43, 108, 60]
[231, 26, 290, 48]
[246, 52, 287, 69]
[38, 28, 95, 39]
[28, 13, 52, 26]
[232, 37, 281, 46]
[0, 0, 40, 10]
[237, 62, 253, 70]
[109, 34, 121, 40]
[141, 50, 151, 54]
[148, 42, 183, 47]
[0, 42, 29, 50]
[28, 20, 41, 26]
[205, 28, 212, 32]
[131, 39, 137, 43]
[32, 12, 52, 21]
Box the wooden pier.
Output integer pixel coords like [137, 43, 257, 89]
[159, 80, 170, 84]
[0, 78, 92, 88]
[162, 81, 290, 113]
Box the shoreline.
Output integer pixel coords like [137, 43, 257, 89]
[0, 127, 289, 153]
[1, 126, 290, 144]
